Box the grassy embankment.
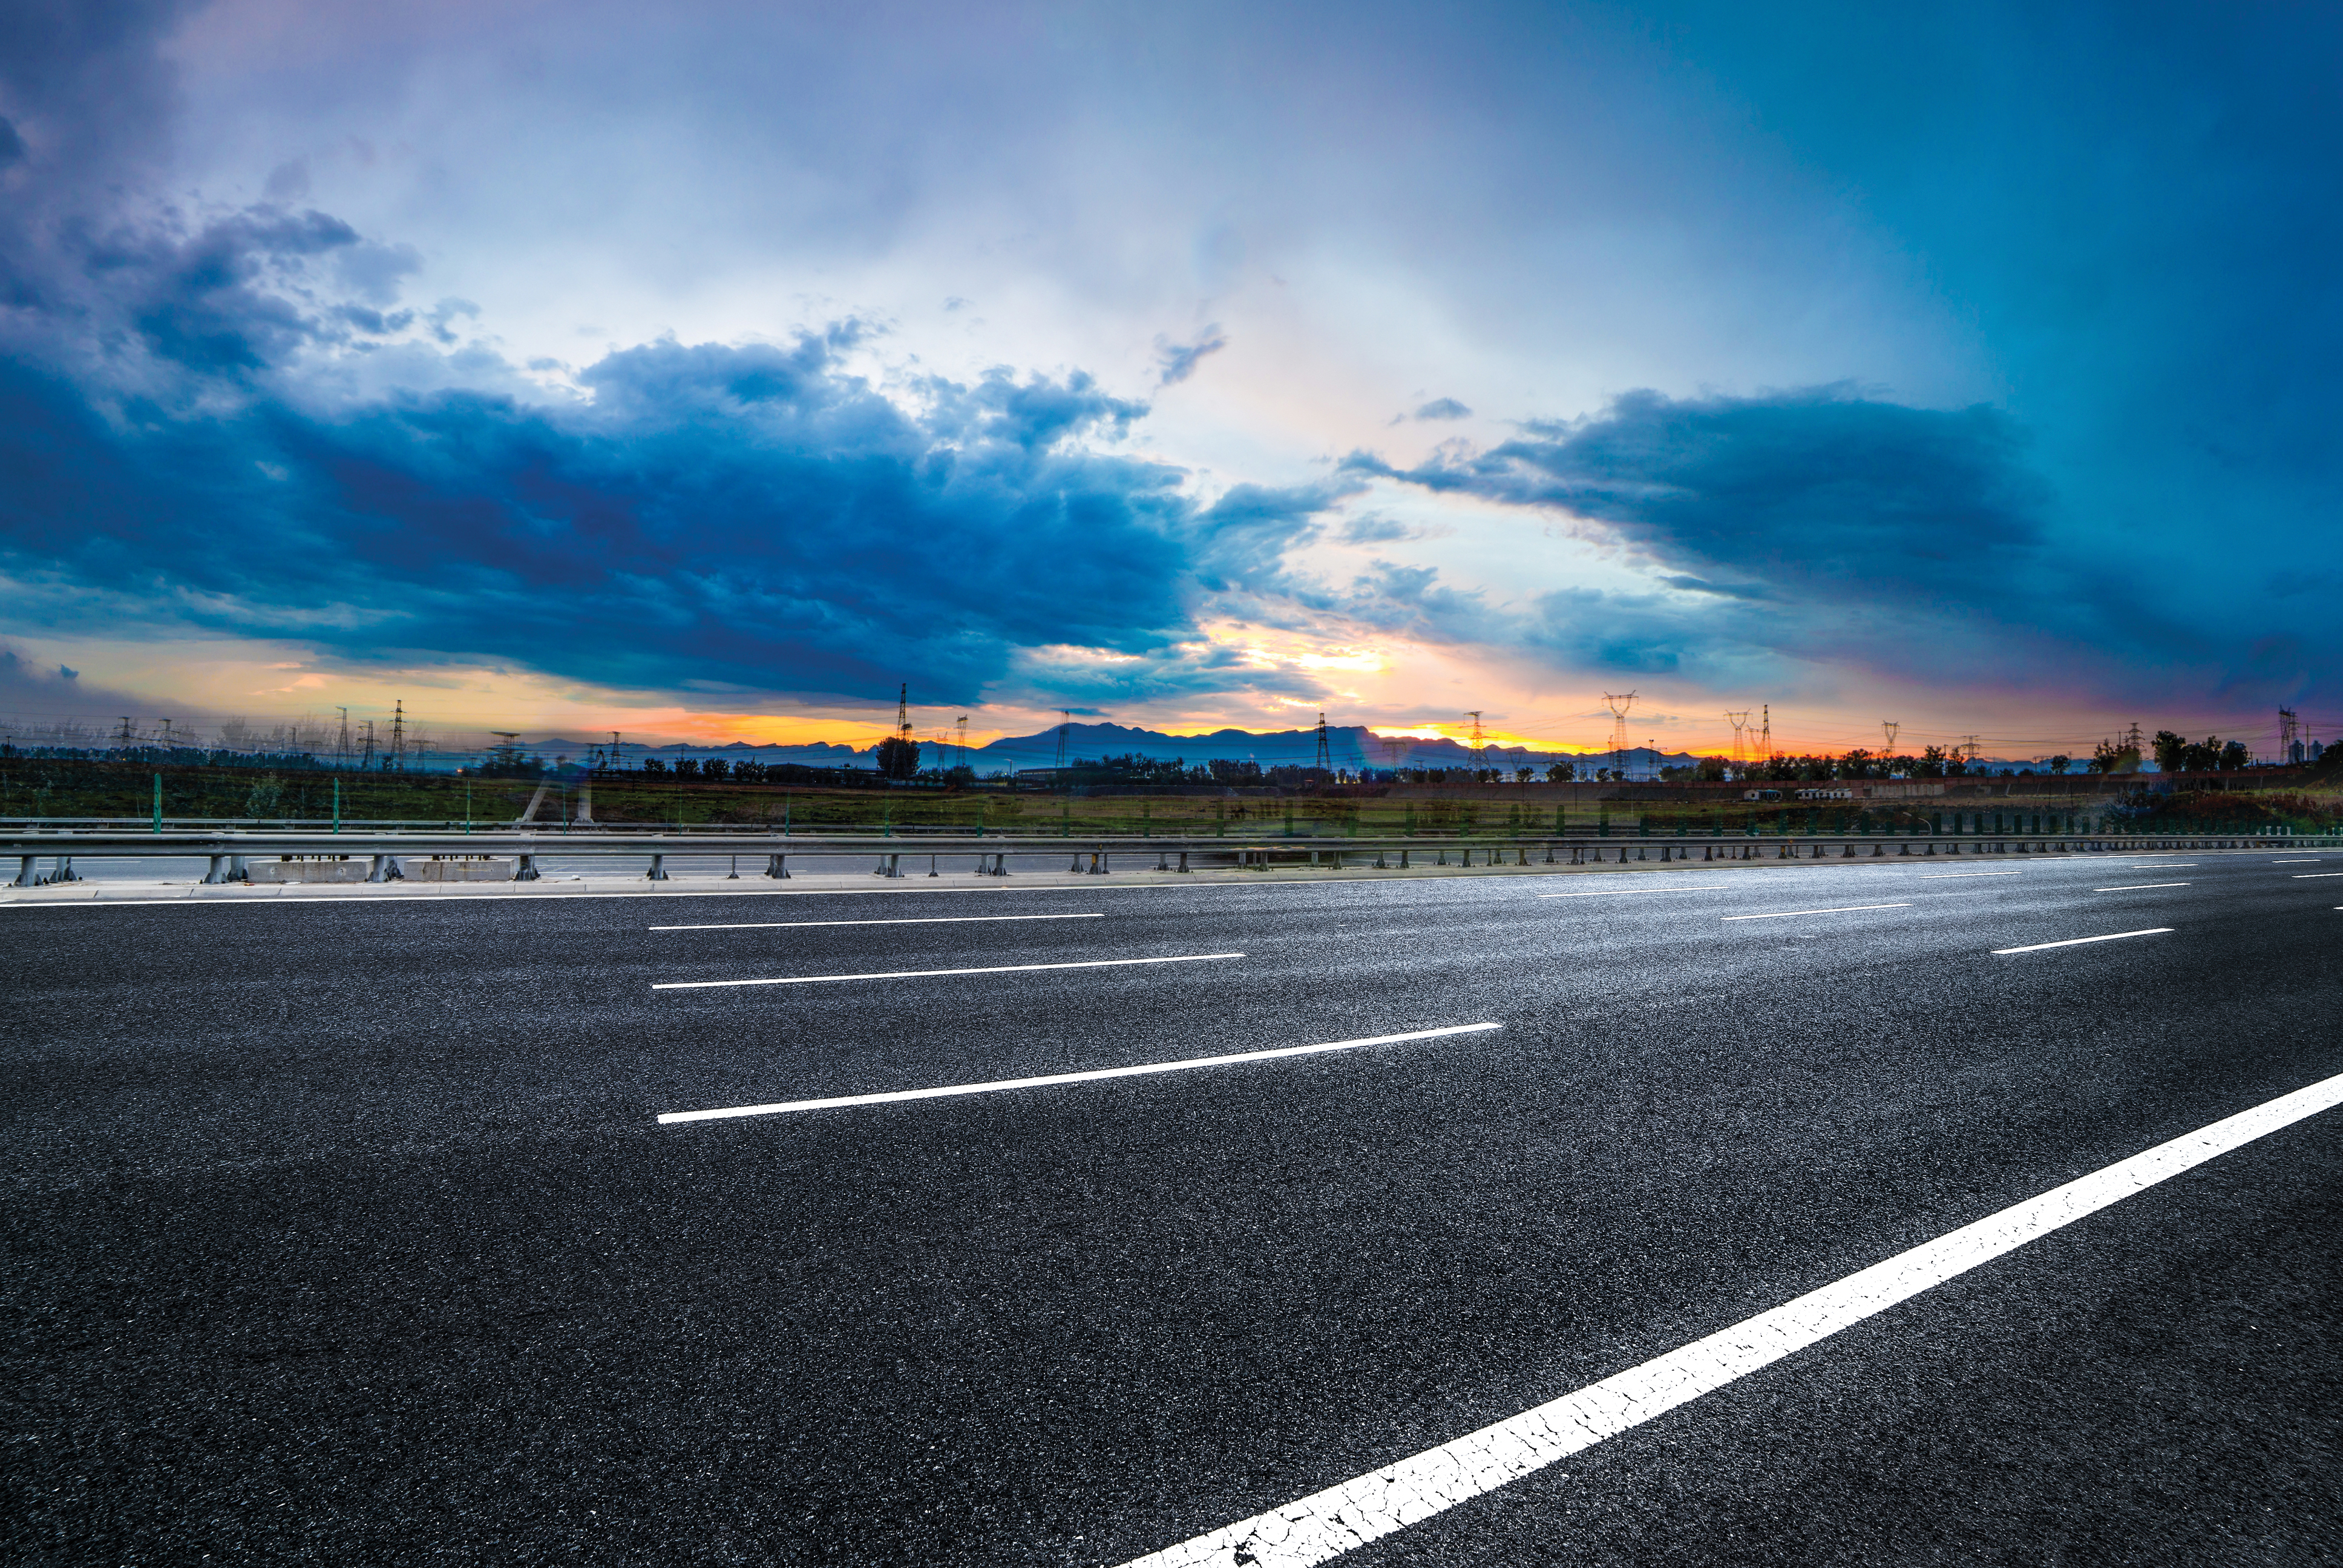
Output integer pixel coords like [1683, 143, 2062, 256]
[6, 756, 2338, 835]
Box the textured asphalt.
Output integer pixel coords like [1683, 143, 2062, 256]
[5, 852, 2339, 1565]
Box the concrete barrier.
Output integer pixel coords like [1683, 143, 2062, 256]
[249, 859, 367, 883]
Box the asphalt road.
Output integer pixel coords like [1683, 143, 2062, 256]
[6, 852, 2340, 1564]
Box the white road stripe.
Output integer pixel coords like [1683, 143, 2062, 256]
[1993, 928, 2171, 954]
[651, 952, 1244, 990]
[647, 913, 1104, 931]
[1720, 903, 1911, 921]
[1919, 872, 2022, 878]
[658, 1022, 1503, 1124]
[1538, 884, 1733, 899]
[1113, 1068, 2343, 1568]
[2095, 883, 2189, 892]
[2293, 873, 2343, 880]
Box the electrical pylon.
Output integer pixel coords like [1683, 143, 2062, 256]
[390, 701, 405, 770]
[1881, 720, 1899, 753]
[1723, 710, 1751, 764]
[1757, 704, 1774, 761]
[955, 715, 969, 770]
[1055, 709, 1071, 771]
[1314, 711, 1333, 773]
[1466, 710, 1486, 768]
[1604, 691, 1636, 775]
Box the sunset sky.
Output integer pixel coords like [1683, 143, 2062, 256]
[3, 1, 2338, 759]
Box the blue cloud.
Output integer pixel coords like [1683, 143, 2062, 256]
[1414, 397, 1472, 420]
[1153, 324, 1228, 387]
[0, 328, 1335, 705]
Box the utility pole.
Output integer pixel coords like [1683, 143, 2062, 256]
[1603, 692, 1636, 776]
[1314, 711, 1333, 774]
[610, 731, 621, 771]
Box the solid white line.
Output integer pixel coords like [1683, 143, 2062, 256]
[1720, 903, 1911, 921]
[1113, 1068, 2343, 1568]
[1993, 928, 2171, 954]
[650, 952, 1244, 990]
[1538, 884, 1733, 899]
[657, 1022, 1502, 1124]
[2095, 883, 2189, 892]
[647, 913, 1105, 931]
[1918, 872, 2022, 878]
[2293, 873, 2343, 880]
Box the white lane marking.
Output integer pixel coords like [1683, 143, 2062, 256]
[1993, 927, 2171, 954]
[1538, 884, 1733, 899]
[658, 1022, 1502, 1125]
[1113, 1068, 2343, 1568]
[650, 952, 1244, 990]
[1918, 872, 2022, 878]
[647, 913, 1105, 931]
[1720, 903, 1911, 921]
[2272, 858, 2321, 862]
[2094, 883, 2189, 892]
[2292, 873, 2343, 880]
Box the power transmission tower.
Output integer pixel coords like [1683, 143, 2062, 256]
[335, 707, 350, 766]
[896, 684, 913, 744]
[1960, 734, 1982, 764]
[1603, 691, 1636, 776]
[117, 716, 134, 752]
[955, 714, 969, 770]
[1466, 710, 1486, 768]
[390, 701, 405, 771]
[2123, 721, 2143, 756]
[361, 719, 377, 769]
[1055, 709, 1072, 771]
[1723, 710, 1751, 765]
[1881, 720, 1899, 753]
[2279, 706, 2301, 765]
[1757, 704, 1774, 762]
[1313, 711, 1333, 773]
[1381, 736, 1406, 773]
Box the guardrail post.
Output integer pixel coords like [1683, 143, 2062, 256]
[13, 854, 39, 887]
[202, 854, 233, 884]
[517, 854, 542, 881]
[646, 854, 669, 881]
[1399, 848, 1411, 868]
[764, 854, 788, 879]
[1069, 851, 1084, 874]
[886, 854, 903, 878]
[1089, 851, 1106, 875]
[367, 854, 404, 883]
[50, 855, 80, 883]
[1176, 851, 1188, 873]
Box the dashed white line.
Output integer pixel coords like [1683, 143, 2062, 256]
[1993, 928, 2171, 954]
[647, 912, 1105, 931]
[651, 952, 1244, 990]
[1918, 872, 2022, 878]
[2094, 883, 2190, 892]
[1720, 903, 1912, 921]
[2292, 873, 2343, 880]
[1538, 884, 1733, 900]
[1112, 1068, 2343, 1568]
[658, 1022, 1503, 1124]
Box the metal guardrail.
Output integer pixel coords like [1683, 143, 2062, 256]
[5, 828, 2335, 887]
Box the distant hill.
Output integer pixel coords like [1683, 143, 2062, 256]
[964, 720, 1685, 773]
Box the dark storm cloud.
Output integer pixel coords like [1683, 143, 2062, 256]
[0, 334, 1334, 705]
